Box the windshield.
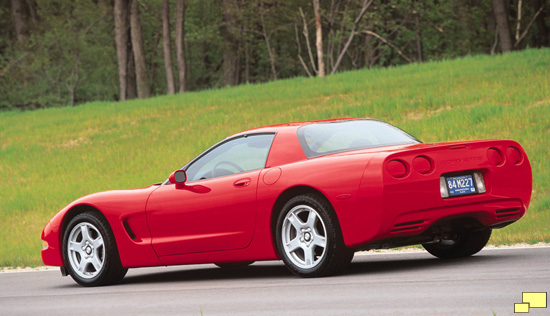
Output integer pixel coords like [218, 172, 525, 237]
[297, 119, 419, 158]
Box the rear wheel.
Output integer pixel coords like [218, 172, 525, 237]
[63, 212, 127, 286]
[422, 229, 492, 259]
[276, 194, 354, 277]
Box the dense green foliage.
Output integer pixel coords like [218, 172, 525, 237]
[0, 48, 549, 267]
[1, 0, 549, 109]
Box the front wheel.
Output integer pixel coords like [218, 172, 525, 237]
[63, 212, 127, 286]
[422, 229, 492, 259]
[275, 194, 354, 278]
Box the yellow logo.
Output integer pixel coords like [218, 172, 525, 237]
[514, 292, 547, 313]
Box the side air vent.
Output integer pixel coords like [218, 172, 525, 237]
[123, 221, 137, 240]
[391, 220, 426, 233]
[495, 208, 521, 219]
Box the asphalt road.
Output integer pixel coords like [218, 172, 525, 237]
[1, 247, 549, 316]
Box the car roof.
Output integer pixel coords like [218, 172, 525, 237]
[229, 118, 356, 137]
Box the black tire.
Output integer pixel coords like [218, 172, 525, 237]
[275, 194, 354, 278]
[422, 229, 492, 259]
[62, 212, 128, 286]
[214, 261, 255, 269]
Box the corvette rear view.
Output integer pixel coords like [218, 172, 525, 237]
[41, 119, 532, 286]
[350, 140, 531, 258]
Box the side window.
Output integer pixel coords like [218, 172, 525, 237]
[185, 134, 275, 182]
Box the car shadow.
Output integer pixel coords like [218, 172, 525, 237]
[346, 252, 515, 276]
[53, 251, 516, 288]
[121, 264, 292, 285]
[117, 251, 515, 286]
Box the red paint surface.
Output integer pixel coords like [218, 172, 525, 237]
[41, 119, 532, 269]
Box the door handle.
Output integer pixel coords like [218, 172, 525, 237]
[233, 178, 251, 187]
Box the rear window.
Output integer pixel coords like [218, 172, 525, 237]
[297, 119, 419, 158]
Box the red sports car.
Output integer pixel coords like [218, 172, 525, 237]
[41, 119, 532, 286]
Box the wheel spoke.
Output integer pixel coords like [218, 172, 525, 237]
[287, 213, 303, 231]
[69, 241, 82, 253]
[80, 225, 91, 242]
[313, 234, 326, 248]
[304, 247, 314, 266]
[285, 237, 302, 253]
[90, 256, 102, 272]
[91, 235, 103, 249]
[306, 210, 317, 228]
[78, 259, 88, 273]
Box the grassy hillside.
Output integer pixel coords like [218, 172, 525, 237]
[1, 49, 549, 267]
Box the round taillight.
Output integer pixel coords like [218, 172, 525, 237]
[506, 146, 522, 164]
[387, 160, 408, 178]
[487, 148, 503, 166]
[413, 156, 433, 174]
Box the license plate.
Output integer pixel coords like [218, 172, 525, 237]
[446, 174, 477, 197]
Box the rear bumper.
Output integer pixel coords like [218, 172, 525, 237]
[386, 198, 525, 236]
[349, 198, 526, 250]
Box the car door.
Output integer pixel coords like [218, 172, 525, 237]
[146, 133, 275, 257]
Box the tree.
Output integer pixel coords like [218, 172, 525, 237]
[312, 0, 324, 77]
[10, 0, 33, 43]
[364, 31, 375, 67]
[2, 0, 548, 110]
[129, 0, 151, 98]
[331, 0, 373, 74]
[222, 0, 239, 86]
[492, 0, 513, 52]
[513, 0, 547, 49]
[162, 0, 176, 94]
[296, 7, 318, 77]
[413, 1, 423, 62]
[114, 0, 130, 100]
[175, 0, 187, 92]
[532, 0, 549, 47]
[259, 0, 277, 80]
[64, 11, 105, 107]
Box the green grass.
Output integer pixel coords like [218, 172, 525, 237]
[1, 48, 549, 267]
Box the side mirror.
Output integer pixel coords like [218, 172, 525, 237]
[168, 170, 187, 186]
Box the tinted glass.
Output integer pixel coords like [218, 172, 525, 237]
[297, 120, 419, 158]
[185, 134, 275, 182]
